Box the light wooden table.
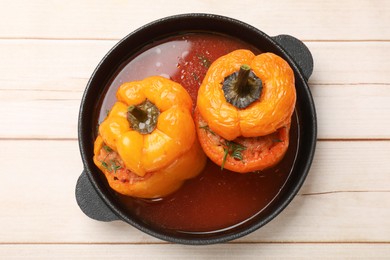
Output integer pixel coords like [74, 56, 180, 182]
[1, 0, 389, 258]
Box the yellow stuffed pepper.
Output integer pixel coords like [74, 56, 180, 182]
[94, 76, 206, 198]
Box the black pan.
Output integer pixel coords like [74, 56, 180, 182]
[75, 13, 317, 245]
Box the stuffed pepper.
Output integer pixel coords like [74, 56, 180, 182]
[196, 50, 296, 173]
[94, 76, 206, 198]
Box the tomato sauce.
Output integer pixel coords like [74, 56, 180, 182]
[98, 33, 299, 233]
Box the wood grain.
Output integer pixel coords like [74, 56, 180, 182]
[1, 41, 389, 90]
[0, 0, 389, 40]
[0, 140, 389, 243]
[0, 41, 389, 139]
[1, 244, 390, 259]
[0, 0, 389, 258]
[1, 84, 389, 139]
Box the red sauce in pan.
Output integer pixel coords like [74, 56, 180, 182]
[98, 33, 299, 233]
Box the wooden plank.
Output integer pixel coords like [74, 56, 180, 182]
[0, 97, 80, 139]
[308, 42, 390, 85]
[0, 0, 389, 40]
[1, 40, 390, 90]
[0, 40, 114, 90]
[300, 141, 390, 194]
[311, 84, 390, 139]
[0, 40, 389, 139]
[1, 244, 390, 259]
[1, 83, 389, 139]
[0, 140, 389, 243]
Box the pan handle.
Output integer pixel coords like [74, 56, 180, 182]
[75, 170, 119, 222]
[272, 34, 314, 80]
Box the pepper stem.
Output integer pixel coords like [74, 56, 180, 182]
[128, 105, 148, 122]
[222, 64, 262, 109]
[127, 100, 160, 134]
[235, 64, 251, 96]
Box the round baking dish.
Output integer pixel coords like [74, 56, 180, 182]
[76, 13, 317, 245]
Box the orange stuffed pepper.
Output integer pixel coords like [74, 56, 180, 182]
[196, 50, 296, 173]
[94, 76, 206, 198]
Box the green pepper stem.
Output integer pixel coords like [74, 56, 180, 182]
[222, 63, 262, 109]
[127, 100, 160, 134]
[235, 64, 251, 96]
[128, 105, 148, 122]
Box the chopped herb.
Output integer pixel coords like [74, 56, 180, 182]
[221, 141, 246, 170]
[101, 159, 122, 174]
[105, 109, 111, 116]
[199, 125, 216, 136]
[101, 161, 109, 170]
[110, 160, 122, 174]
[103, 145, 113, 153]
[197, 54, 211, 68]
[272, 139, 283, 143]
[192, 72, 200, 82]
